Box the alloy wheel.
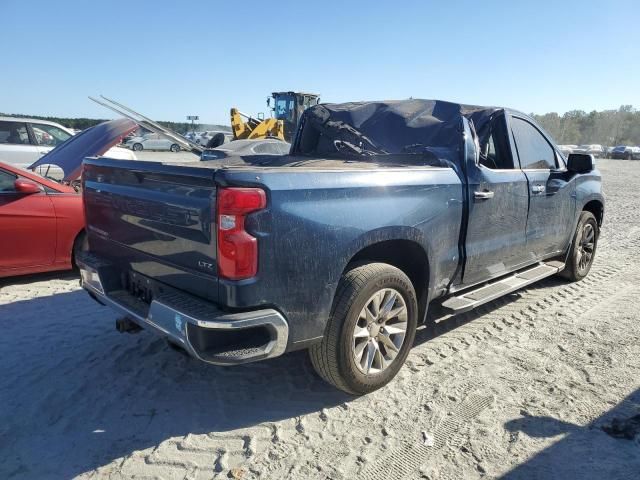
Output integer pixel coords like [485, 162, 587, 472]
[577, 222, 595, 272]
[352, 288, 408, 375]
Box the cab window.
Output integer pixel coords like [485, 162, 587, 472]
[274, 97, 295, 121]
[479, 115, 515, 170]
[0, 121, 30, 145]
[511, 117, 557, 170]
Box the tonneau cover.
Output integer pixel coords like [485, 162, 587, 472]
[293, 99, 501, 166]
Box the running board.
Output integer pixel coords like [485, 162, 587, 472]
[441, 261, 565, 314]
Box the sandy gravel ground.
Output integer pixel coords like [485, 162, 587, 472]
[1, 159, 639, 479]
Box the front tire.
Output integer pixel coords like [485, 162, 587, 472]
[309, 262, 418, 395]
[170, 144, 180, 152]
[132, 143, 143, 152]
[72, 231, 87, 269]
[559, 211, 598, 281]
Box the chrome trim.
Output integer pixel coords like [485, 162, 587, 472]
[80, 266, 289, 366]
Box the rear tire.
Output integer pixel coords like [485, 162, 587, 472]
[309, 262, 418, 395]
[559, 211, 598, 281]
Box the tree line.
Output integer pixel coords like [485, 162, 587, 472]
[0, 113, 229, 134]
[533, 105, 639, 146]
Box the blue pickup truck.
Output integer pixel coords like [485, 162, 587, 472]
[79, 100, 604, 394]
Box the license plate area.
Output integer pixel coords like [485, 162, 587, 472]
[123, 270, 155, 305]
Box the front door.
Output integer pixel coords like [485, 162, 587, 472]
[462, 114, 531, 287]
[0, 168, 56, 269]
[509, 116, 576, 259]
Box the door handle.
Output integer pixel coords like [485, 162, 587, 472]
[474, 190, 495, 200]
[531, 184, 545, 194]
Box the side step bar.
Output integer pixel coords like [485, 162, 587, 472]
[441, 261, 565, 314]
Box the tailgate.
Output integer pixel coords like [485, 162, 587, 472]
[83, 158, 220, 295]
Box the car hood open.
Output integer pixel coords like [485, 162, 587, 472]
[29, 118, 137, 181]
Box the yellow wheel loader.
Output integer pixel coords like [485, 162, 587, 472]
[231, 91, 320, 142]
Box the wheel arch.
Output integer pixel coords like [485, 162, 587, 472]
[341, 231, 431, 324]
[582, 199, 604, 226]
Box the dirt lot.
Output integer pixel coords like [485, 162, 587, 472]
[1, 159, 639, 479]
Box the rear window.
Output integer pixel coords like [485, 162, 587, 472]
[0, 121, 30, 145]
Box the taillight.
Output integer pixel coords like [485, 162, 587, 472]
[216, 187, 267, 280]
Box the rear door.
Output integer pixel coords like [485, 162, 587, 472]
[144, 133, 165, 150]
[510, 116, 575, 259]
[462, 114, 531, 287]
[0, 167, 56, 269]
[0, 120, 41, 168]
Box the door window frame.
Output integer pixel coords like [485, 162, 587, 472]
[509, 114, 565, 172]
[0, 167, 18, 193]
[28, 122, 72, 147]
[0, 120, 36, 146]
[476, 112, 522, 172]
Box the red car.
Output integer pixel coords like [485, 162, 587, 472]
[0, 162, 84, 278]
[0, 118, 137, 278]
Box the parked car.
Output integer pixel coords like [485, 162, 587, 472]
[183, 131, 199, 142]
[610, 145, 640, 160]
[78, 99, 603, 395]
[200, 139, 290, 160]
[574, 144, 604, 158]
[124, 133, 181, 152]
[0, 162, 84, 278]
[0, 116, 135, 169]
[557, 144, 577, 157]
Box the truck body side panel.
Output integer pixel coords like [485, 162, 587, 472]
[217, 167, 463, 346]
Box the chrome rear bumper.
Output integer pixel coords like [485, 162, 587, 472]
[79, 258, 288, 365]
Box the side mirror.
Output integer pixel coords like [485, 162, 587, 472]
[567, 153, 594, 173]
[14, 178, 42, 194]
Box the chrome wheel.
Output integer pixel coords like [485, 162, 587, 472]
[577, 222, 595, 272]
[352, 288, 408, 374]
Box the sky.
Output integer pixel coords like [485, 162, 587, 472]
[1, 0, 638, 125]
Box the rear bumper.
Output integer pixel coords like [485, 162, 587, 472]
[78, 255, 288, 365]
